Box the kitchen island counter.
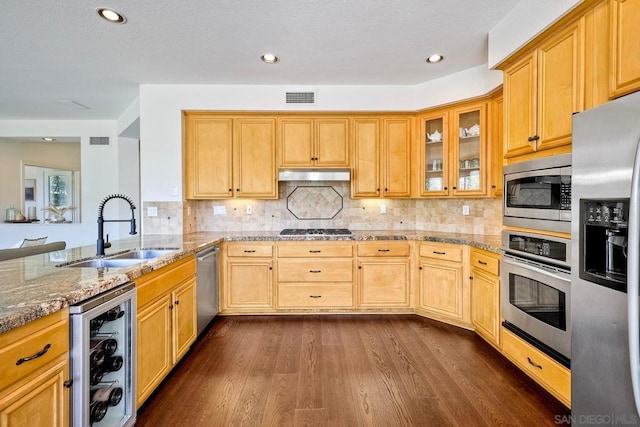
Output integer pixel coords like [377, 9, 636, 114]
[0, 230, 500, 334]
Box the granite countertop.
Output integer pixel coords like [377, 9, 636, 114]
[0, 230, 501, 335]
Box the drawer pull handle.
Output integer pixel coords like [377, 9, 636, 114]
[309, 295, 322, 298]
[16, 343, 51, 366]
[309, 270, 322, 273]
[433, 251, 446, 255]
[378, 249, 390, 252]
[244, 250, 256, 253]
[527, 357, 543, 370]
[478, 260, 488, 265]
[309, 250, 322, 253]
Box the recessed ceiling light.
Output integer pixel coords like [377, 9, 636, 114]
[426, 54, 444, 64]
[42, 137, 56, 142]
[96, 8, 127, 24]
[261, 53, 279, 64]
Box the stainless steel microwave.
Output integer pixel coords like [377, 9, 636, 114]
[503, 154, 572, 233]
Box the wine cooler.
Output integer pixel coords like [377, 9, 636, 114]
[70, 282, 136, 426]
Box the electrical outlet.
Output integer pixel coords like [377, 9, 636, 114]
[462, 205, 470, 216]
[246, 205, 253, 215]
[380, 205, 387, 214]
[187, 206, 191, 216]
[172, 185, 179, 197]
[213, 206, 226, 215]
[147, 206, 158, 217]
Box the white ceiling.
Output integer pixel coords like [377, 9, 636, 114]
[0, 0, 519, 120]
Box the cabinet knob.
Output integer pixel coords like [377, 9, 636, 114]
[469, 276, 473, 280]
[228, 189, 232, 192]
[452, 186, 457, 190]
[376, 188, 380, 192]
[532, 135, 540, 141]
[419, 266, 423, 270]
[269, 266, 273, 270]
[63, 379, 73, 388]
[175, 300, 180, 305]
[443, 186, 448, 191]
[169, 305, 174, 310]
[384, 188, 388, 192]
[492, 185, 496, 189]
[236, 188, 240, 192]
[358, 265, 362, 269]
[527, 136, 534, 142]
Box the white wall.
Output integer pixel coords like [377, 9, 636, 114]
[139, 66, 499, 202]
[488, 0, 581, 68]
[0, 120, 126, 249]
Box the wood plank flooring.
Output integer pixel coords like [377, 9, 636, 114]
[136, 315, 570, 426]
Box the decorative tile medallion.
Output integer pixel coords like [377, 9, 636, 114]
[286, 186, 343, 220]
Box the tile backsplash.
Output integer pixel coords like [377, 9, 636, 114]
[144, 181, 502, 236]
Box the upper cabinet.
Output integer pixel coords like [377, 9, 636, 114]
[502, 20, 584, 162]
[184, 113, 277, 199]
[351, 116, 413, 198]
[488, 92, 504, 197]
[610, 0, 640, 98]
[278, 117, 349, 167]
[418, 100, 489, 198]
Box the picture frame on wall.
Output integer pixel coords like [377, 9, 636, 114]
[24, 179, 35, 201]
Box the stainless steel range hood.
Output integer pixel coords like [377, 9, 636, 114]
[278, 168, 350, 181]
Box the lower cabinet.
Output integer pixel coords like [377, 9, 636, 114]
[356, 241, 411, 308]
[416, 242, 471, 327]
[136, 256, 197, 408]
[470, 248, 501, 347]
[501, 326, 571, 408]
[0, 309, 70, 427]
[221, 242, 274, 313]
[276, 242, 354, 309]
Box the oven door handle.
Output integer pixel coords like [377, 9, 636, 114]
[628, 139, 640, 415]
[501, 256, 570, 284]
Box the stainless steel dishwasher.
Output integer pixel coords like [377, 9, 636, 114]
[196, 245, 219, 336]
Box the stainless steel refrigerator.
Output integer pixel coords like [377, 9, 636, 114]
[572, 90, 640, 424]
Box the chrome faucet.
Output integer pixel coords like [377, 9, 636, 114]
[97, 194, 137, 256]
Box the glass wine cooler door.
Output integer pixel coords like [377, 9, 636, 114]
[70, 283, 136, 427]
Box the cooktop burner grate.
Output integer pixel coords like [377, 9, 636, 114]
[280, 228, 352, 236]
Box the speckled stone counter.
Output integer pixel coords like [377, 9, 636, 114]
[0, 230, 501, 334]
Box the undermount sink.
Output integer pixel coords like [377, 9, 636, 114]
[60, 248, 180, 268]
[108, 249, 179, 260]
[64, 258, 145, 268]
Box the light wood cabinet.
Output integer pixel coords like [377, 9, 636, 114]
[416, 242, 470, 327]
[0, 309, 70, 427]
[418, 101, 491, 198]
[470, 248, 500, 347]
[276, 242, 354, 309]
[488, 92, 504, 197]
[502, 326, 571, 408]
[278, 117, 349, 167]
[610, 0, 640, 98]
[351, 117, 413, 198]
[184, 113, 277, 199]
[502, 20, 584, 162]
[136, 256, 197, 408]
[356, 241, 411, 308]
[222, 242, 274, 313]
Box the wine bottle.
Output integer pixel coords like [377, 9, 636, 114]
[90, 316, 104, 333]
[90, 338, 118, 356]
[89, 349, 106, 369]
[92, 386, 123, 406]
[103, 306, 125, 321]
[90, 369, 105, 386]
[104, 355, 123, 371]
[90, 401, 108, 423]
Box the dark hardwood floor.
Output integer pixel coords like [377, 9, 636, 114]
[136, 315, 570, 426]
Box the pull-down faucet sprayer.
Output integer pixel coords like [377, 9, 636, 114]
[97, 194, 137, 256]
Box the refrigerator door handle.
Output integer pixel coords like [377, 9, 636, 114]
[629, 139, 640, 415]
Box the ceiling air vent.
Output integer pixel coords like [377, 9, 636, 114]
[89, 137, 110, 146]
[286, 91, 316, 105]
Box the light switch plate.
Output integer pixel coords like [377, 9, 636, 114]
[462, 205, 470, 216]
[380, 205, 387, 214]
[246, 205, 253, 215]
[147, 206, 158, 217]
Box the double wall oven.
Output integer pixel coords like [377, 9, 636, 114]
[501, 154, 572, 367]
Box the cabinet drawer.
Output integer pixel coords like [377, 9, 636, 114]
[278, 284, 353, 308]
[470, 249, 499, 276]
[419, 243, 463, 262]
[277, 243, 353, 258]
[278, 259, 353, 282]
[502, 327, 571, 407]
[357, 242, 411, 257]
[0, 309, 69, 391]
[227, 243, 273, 258]
[137, 256, 196, 307]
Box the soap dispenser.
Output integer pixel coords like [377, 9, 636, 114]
[5, 205, 16, 221]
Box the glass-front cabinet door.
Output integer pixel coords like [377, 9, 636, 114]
[419, 112, 449, 196]
[452, 103, 486, 196]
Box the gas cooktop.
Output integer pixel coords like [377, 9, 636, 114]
[280, 228, 352, 236]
